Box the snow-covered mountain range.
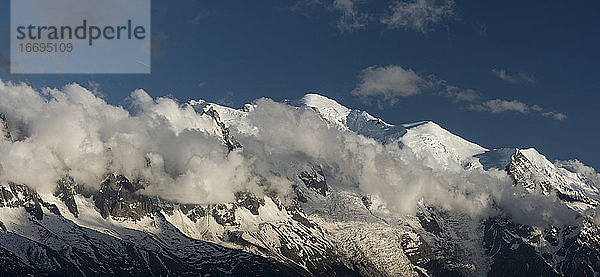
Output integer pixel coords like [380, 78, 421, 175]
[0, 81, 599, 276]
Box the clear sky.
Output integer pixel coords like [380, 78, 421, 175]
[0, 0, 599, 169]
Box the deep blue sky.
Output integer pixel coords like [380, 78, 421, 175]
[0, 0, 599, 169]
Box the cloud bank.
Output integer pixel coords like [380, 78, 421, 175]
[0, 80, 582, 227]
[0, 80, 254, 204]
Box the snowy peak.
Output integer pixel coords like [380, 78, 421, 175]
[475, 147, 600, 210]
[188, 100, 248, 125]
[401, 121, 487, 170]
[302, 93, 406, 142]
[302, 93, 350, 128]
[302, 94, 489, 169]
[401, 120, 485, 156]
[519, 148, 556, 169]
[507, 148, 600, 208]
[185, 100, 244, 151]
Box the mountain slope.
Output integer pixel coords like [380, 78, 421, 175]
[0, 83, 599, 276]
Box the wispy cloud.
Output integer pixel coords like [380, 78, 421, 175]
[470, 99, 567, 120]
[443, 88, 481, 102]
[541, 111, 568, 121]
[351, 64, 565, 120]
[86, 81, 105, 99]
[492, 68, 536, 85]
[470, 99, 530, 114]
[332, 0, 368, 32]
[380, 0, 456, 33]
[291, 0, 456, 33]
[430, 79, 481, 102]
[191, 10, 213, 24]
[352, 65, 425, 103]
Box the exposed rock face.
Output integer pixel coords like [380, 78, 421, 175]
[93, 174, 160, 220]
[54, 176, 80, 217]
[298, 167, 328, 197]
[506, 148, 599, 206]
[179, 203, 207, 222]
[0, 183, 61, 219]
[0, 114, 11, 141]
[0, 181, 300, 275]
[507, 150, 553, 194]
[484, 217, 560, 277]
[401, 233, 459, 277]
[488, 148, 600, 276]
[205, 106, 242, 152]
[0, 179, 339, 276]
[0, 213, 302, 276]
[235, 191, 265, 215]
[482, 215, 600, 276]
[0, 172, 359, 275]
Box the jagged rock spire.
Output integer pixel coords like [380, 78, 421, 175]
[205, 106, 242, 152]
[0, 113, 12, 141]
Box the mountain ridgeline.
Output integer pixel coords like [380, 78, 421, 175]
[0, 89, 599, 276]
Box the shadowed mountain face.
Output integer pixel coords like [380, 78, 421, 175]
[1, 91, 600, 276]
[0, 182, 311, 276]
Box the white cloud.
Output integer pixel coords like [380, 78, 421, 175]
[350, 66, 566, 121]
[351, 66, 481, 105]
[0, 80, 251, 203]
[432, 79, 481, 102]
[492, 68, 536, 85]
[446, 88, 481, 102]
[352, 65, 424, 102]
[554, 160, 600, 224]
[470, 99, 567, 120]
[541, 111, 568, 121]
[471, 99, 530, 114]
[380, 0, 456, 33]
[86, 80, 104, 99]
[555, 160, 600, 186]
